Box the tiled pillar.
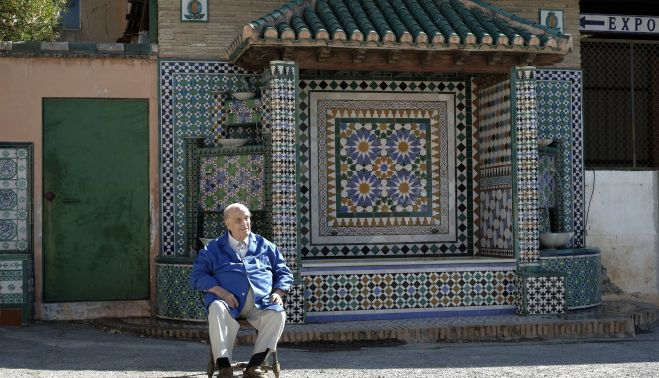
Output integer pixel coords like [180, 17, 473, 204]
[262, 61, 298, 272]
[262, 61, 304, 323]
[511, 67, 540, 264]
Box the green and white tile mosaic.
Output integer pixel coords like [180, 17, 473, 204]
[0, 144, 31, 253]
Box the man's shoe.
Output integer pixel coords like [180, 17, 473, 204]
[243, 366, 268, 378]
[218, 367, 233, 378]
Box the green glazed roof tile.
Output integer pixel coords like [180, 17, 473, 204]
[345, 0, 378, 40]
[303, 7, 328, 38]
[290, 15, 310, 36]
[437, 0, 472, 41]
[317, 0, 346, 38]
[418, 0, 458, 41]
[328, 0, 361, 38]
[403, 0, 441, 40]
[375, 0, 411, 40]
[228, 0, 573, 67]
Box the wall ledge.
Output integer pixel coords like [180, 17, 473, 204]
[0, 41, 158, 59]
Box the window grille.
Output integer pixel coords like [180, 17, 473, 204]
[581, 38, 659, 168]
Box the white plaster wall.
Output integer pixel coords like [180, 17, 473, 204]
[584, 170, 659, 296]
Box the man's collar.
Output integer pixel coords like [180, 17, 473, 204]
[228, 232, 250, 247]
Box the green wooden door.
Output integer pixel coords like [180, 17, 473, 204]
[43, 99, 149, 302]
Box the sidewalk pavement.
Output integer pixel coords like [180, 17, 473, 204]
[93, 294, 658, 345]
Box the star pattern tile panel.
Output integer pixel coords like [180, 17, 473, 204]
[299, 79, 474, 258]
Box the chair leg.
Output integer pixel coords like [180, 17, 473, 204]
[271, 351, 280, 378]
[207, 348, 215, 378]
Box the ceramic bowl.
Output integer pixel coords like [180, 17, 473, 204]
[232, 91, 255, 101]
[218, 138, 249, 148]
[537, 138, 553, 147]
[539, 232, 574, 249]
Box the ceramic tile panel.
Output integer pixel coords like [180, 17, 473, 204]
[299, 78, 473, 258]
[284, 283, 304, 324]
[311, 92, 454, 242]
[156, 263, 205, 321]
[537, 153, 557, 209]
[0, 254, 29, 324]
[211, 95, 264, 145]
[535, 69, 584, 247]
[480, 188, 513, 256]
[159, 61, 256, 257]
[302, 261, 516, 321]
[199, 154, 265, 211]
[515, 271, 566, 315]
[477, 79, 512, 169]
[156, 262, 305, 323]
[476, 77, 513, 257]
[539, 249, 601, 309]
[0, 144, 31, 253]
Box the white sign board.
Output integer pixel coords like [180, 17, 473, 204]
[580, 13, 659, 34]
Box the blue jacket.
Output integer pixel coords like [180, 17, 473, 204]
[189, 232, 293, 318]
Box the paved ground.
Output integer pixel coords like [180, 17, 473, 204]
[1, 320, 658, 377]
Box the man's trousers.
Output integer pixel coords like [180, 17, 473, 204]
[207, 289, 286, 362]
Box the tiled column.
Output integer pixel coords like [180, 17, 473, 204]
[262, 61, 303, 323]
[511, 67, 540, 264]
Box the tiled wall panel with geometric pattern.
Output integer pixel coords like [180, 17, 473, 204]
[302, 261, 516, 322]
[155, 263, 305, 323]
[0, 254, 29, 324]
[476, 77, 513, 257]
[0, 144, 31, 253]
[515, 271, 566, 315]
[298, 78, 475, 258]
[159, 61, 257, 257]
[535, 69, 584, 247]
[539, 249, 601, 309]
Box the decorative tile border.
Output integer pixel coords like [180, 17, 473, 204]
[302, 261, 516, 321]
[298, 78, 474, 258]
[470, 78, 480, 256]
[0, 143, 31, 253]
[535, 69, 584, 247]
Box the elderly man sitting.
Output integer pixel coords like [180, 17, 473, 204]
[190, 203, 293, 378]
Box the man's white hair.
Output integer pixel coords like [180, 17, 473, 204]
[223, 203, 251, 222]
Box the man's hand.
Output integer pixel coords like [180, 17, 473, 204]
[270, 288, 286, 305]
[208, 286, 238, 308]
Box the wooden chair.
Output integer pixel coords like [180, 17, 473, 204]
[200, 294, 281, 378]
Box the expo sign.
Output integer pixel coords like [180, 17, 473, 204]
[581, 14, 659, 34]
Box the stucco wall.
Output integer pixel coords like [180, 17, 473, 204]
[584, 170, 659, 297]
[157, 0, 581, 67]
[58, 0, 128, 43]
[0, 56, 159, 320]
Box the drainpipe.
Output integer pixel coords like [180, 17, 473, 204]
[631, 43, 637, 168]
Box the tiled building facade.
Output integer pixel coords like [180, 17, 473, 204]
[153, 0, 600, 324]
